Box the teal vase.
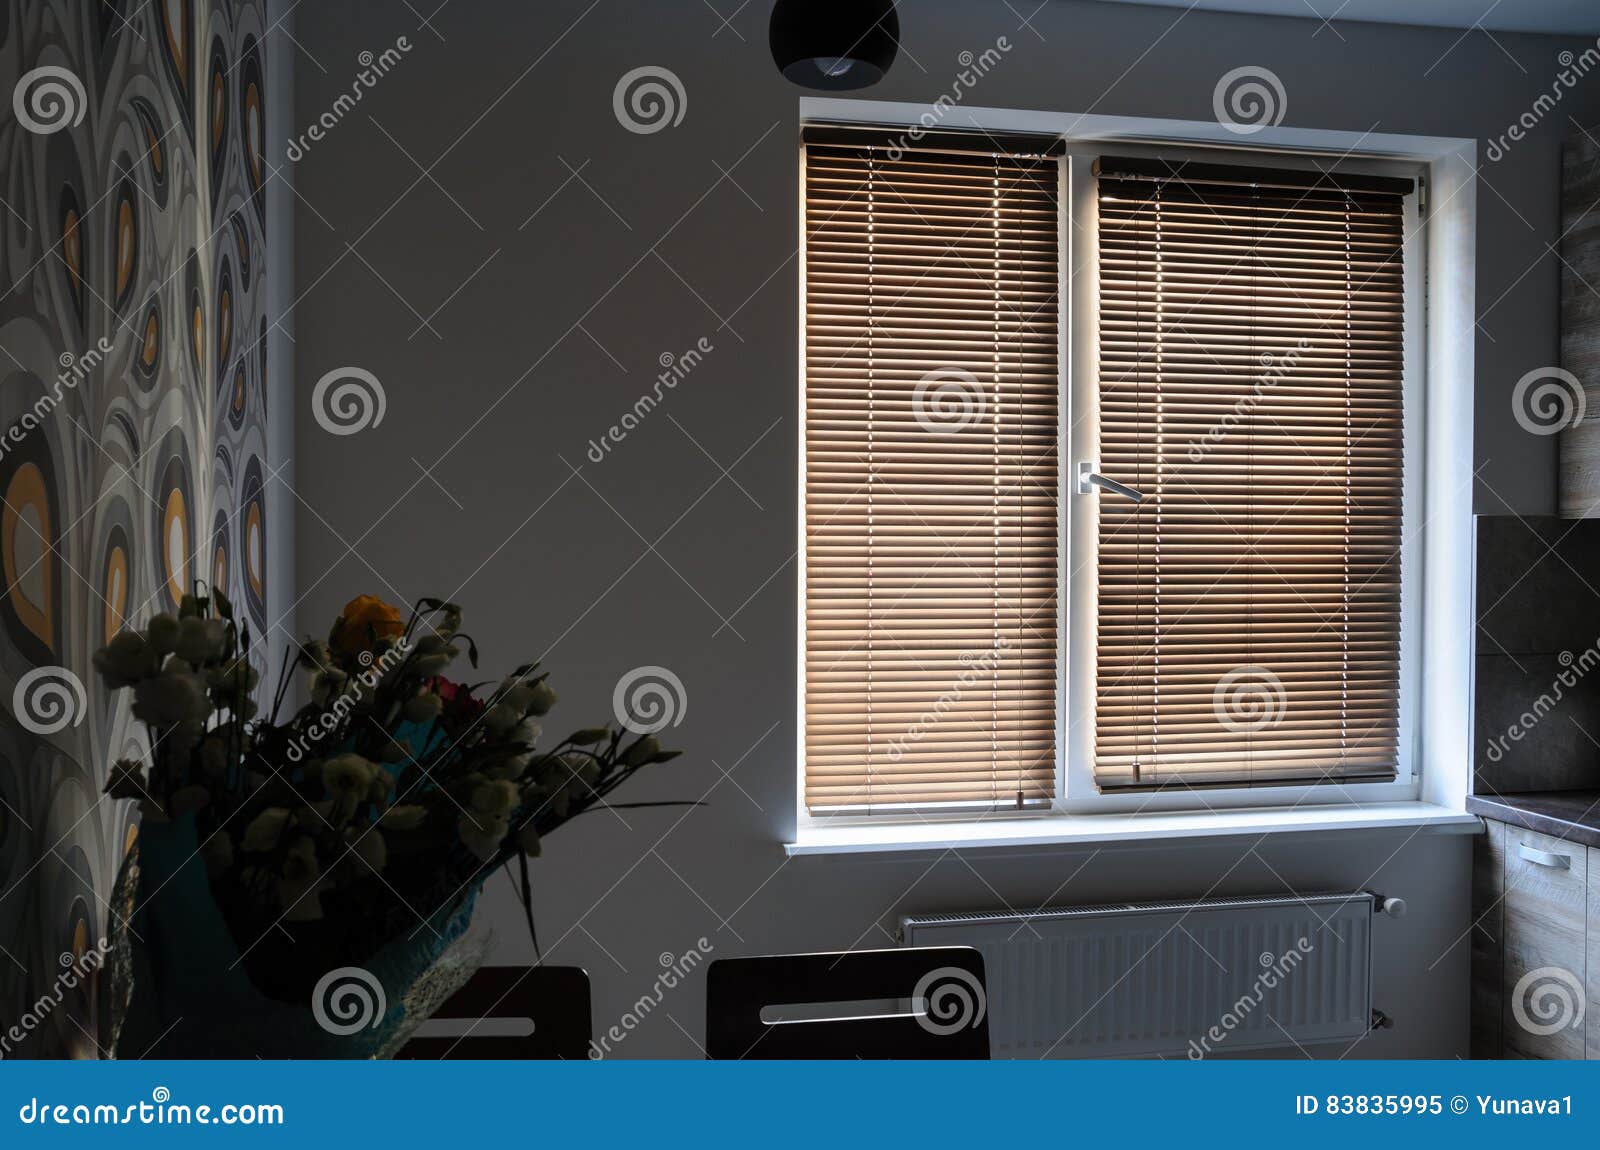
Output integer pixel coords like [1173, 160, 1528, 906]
[107, 815, 479, 1059]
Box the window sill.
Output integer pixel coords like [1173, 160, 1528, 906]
[785, 801, 1480, 857]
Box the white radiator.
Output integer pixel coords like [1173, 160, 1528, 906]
[902, 892, 1376, 1059]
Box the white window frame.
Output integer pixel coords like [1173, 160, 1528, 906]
[791, 97, 1477, 852]
[1060, 143, 1426, 815]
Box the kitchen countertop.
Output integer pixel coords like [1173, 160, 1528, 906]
[1466, 790, 1600, 848]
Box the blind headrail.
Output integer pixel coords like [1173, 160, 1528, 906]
[1094, 154, 1415, 198]
[803, 122, 1066, 158]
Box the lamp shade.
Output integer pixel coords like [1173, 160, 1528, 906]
[769, 0, 899, 90]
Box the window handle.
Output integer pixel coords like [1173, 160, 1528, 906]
[1076, 462, 1146, 503]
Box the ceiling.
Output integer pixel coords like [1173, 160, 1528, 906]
[1088, 0, 1600, 36]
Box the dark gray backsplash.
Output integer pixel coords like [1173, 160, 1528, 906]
[1475, 515, 1600, 793]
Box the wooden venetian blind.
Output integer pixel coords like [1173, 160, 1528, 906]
[802, 129, 1061, 812]
[1093, 156, 1410, 791]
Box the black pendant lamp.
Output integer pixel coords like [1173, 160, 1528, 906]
[769, 0, 899, 91]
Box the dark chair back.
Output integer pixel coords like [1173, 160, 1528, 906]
[706, 946, 989, 1059]
[397, 965, 590, 1059]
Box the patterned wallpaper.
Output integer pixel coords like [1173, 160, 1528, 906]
[0, 0, 272, 1058]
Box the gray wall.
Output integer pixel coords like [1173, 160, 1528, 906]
[287, 0, 1600, 1056]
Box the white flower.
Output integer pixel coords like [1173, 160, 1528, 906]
[485, 752, 533, 781]
[323, 753, 377, 797]
[105, 759, 147, 799]
[410, 634, 459, 676]
[497, 679, 537, 714]
[457, 811, 509, 861]
[481, 703, 520, 737]
[470, 778, 519, 818]
[282, 891, 324, 922]
[282, 835, 320, 881]
[403, 693, 443, 723]
[511, 719, 541, 746]
[206, 658, 260, 694]
[309, 668, 350, 706]
[242, 807, 292, 852]
[132, 666, 212, 727]
[146, 613, 180, 656]
[93, 630, 157, 687]
[298, 639, 332, 671]
[526, 681, 557, 716]
[380, 804, 428, 831]
[434, 603, 463, 637]
[349, 828, 387, 872]
[175, 617, 227, 664]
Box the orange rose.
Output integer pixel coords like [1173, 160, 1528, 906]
[330, 595, 405, 658]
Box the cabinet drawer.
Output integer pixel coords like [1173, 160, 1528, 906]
[1503, 829, 1587, 1059]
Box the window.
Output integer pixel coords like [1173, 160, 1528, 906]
[799, 124, 1419, 820]
[801, 127, 1062, 812]
[1086, 156, 1411, 793]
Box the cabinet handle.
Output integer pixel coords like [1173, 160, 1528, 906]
[1517, 843, 1572, 870]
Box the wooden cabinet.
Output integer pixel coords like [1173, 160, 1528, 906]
[1589, 859, 1600, 1059]
[1472, 819, 1597, 1058]
[1504, 830, 1587, 1058]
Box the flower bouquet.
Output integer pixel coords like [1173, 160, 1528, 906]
[94, 590, 682, 1058]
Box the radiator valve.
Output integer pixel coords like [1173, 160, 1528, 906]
[1372, 894, 1407, 918]
[1370, 1009, 1394, 1031]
